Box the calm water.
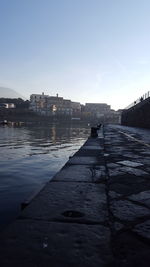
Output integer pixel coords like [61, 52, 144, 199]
[0, 123, 90, 230]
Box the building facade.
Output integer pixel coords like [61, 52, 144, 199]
[30, 93, 120, 123]
[30, 93, 81, 118]
[84, 103, 111, 120]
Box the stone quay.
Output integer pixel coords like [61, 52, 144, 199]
[0, 125, 150, 266]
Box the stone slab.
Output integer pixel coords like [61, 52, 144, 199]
[108, 169, 124, 177]
[108, 191, 122, 199]
[133, 220, 150, 240]
[67, 156, 99, 165]
[128, 190, 150, 208]
[81, 146, 102, 150]
[117, 160, 144, 167]
[84, 139, 103, 147]
[21, 182, 108, 223]
[109, 174, 150, 195]
[53, 165, 92, 182]
[107, 163, 120, 168]
[119, 166, 149, 176]
[54, 165, 106, 183]
[0, 220, 113, 267]
[110, 200, 150, 222]
[123, 153, 141, 159]
[75, 149, 104, 157]
[113, 231, 150, 266]
[91, 166, 106, 182]
[113, 222, 124, 232]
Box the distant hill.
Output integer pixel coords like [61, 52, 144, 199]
[0, 87, 25, 99]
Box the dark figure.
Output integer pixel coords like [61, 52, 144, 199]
[91, 127, 98, 137]
[97, 124, 101, 129]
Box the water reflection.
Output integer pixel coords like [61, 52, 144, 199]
[51, 126, 56, 143]
[0, 123, 90, 230]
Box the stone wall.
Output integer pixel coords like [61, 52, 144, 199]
[121, 97, 150, 128]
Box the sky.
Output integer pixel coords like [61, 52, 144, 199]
[0, 0, 150, 110]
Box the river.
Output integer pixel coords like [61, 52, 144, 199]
[0, 123, 90, 230]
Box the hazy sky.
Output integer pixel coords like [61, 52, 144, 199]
[0, 0, 150, 110]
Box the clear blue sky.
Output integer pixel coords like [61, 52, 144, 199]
[0, 0, 150, 110]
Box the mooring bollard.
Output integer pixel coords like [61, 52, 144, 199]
[91, 127, 98, 137]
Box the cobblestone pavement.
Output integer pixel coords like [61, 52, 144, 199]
[104, 125, 150, 266]
[0, 125, 150, 266]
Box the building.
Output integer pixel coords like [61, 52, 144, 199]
[30, 93, 49, 114]
[30, 93, 81, 118]
[0, 103, 16, 109]
[71, 102, 81, 118]
[30, 93, 120, 123]
[84, 103, 111, 119]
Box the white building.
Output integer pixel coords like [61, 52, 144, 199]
[30, 92, 81, 117]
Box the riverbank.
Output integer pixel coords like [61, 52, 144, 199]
[0, 108, 89, 126]
[0, 125, 150, 266]
[0, 107, 120, 125]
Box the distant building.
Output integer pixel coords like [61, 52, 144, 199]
[29, 93, 120, 123]
[84, 103, 111, 119]
[30, 92, 81, 118]
[71, 101, 81, 111]
[0, 103, 16, 109]
[115, 109, 124, 124]
[46, 95, 64, 116]
[30, 93, 49, 114]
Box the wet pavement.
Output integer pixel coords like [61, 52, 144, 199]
[0, 124, 150, 266]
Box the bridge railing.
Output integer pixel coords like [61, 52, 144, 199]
[125, 91, 150, 110]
